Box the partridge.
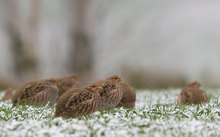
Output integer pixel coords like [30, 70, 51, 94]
[55, 84, 101, 118]
[98, 75, 123, 110]
[54, 74, 80, 98]
[116, 82, 136, 108]
[91, 75, 136, 109]
[12, 79, 59, 106]
[177, 81, 209, 105]
[1, 88, 14, 102]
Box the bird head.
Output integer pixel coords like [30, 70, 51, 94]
[67, 74, 79, 82]
[88, 83, 103, 93]
[45, 79, 57, 85]
[186, 81, 201, 88]
[107, 75, 122, 83]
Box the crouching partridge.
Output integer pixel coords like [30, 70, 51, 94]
[91, 75, 123, 110]
[91, 75, 136, 109]
[177, 81, 209, 105]
[12, 79, 59, 106]
[55, 84, 101, 118]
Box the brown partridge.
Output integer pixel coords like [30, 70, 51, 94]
[177, 81, 209, 105]
[91, 76, 136, 109]
[54, 74, 80, 98]
[116, 82, 136, 108]
[55, 84, 101, 118]
[98, 75, 123, 110]
[12, 79, 59, 106]
[1, 88, 14, 102]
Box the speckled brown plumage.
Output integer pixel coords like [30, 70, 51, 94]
[1, 88, 14, 102]
[91, 76, 136, 109]
[55, 88, 80, 117]
[98, 75, 123, 110]
[116, 82, 136, 108]
[54, 74, 80, 98]
[12, 79, 59, 106]
[55, 84, 101, 118]
[177, 81, 209, 105]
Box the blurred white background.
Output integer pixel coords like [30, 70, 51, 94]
[0, 0, 220, 88]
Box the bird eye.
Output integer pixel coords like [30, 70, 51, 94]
[91, 85, 96, 88]
[114, 77, 120, 81]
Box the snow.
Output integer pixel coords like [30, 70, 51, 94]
[1, 89, 220, 137]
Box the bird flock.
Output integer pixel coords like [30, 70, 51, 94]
[0, 74, 209, 118]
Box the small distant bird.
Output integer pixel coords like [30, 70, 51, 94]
[12, 79, 59, 106]
[55, 84, 101, 118]
[97, 75, 123, 110]
[116, 82, 136, 108]
[1, 88, 14, 102]
[54, 74, 80, 98]
[177, 81, 209, 105]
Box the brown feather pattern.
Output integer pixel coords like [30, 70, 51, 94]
[177, 81, 209, 105]
[12, 80, 59, 106]
[99, 75, 123, 110]
[55, 85, 101, 118]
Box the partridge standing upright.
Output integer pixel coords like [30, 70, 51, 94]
[98, 75, 123, 110]
[177, 81, 209, 105]
[54, 74, 80, 98]
[55, 84, 101, 118]
[12, 79, 59, 106]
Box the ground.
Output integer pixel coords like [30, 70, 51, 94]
[0, 89, 220, 137]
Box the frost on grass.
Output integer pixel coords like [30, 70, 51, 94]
[1, 89, 220, 137]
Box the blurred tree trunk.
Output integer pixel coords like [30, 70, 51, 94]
[6, 0, 41, 80]
[25, 0, 42, 77]
[69, 0, 95, 84]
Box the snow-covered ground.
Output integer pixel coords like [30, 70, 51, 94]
[1, 89, 220, 137]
